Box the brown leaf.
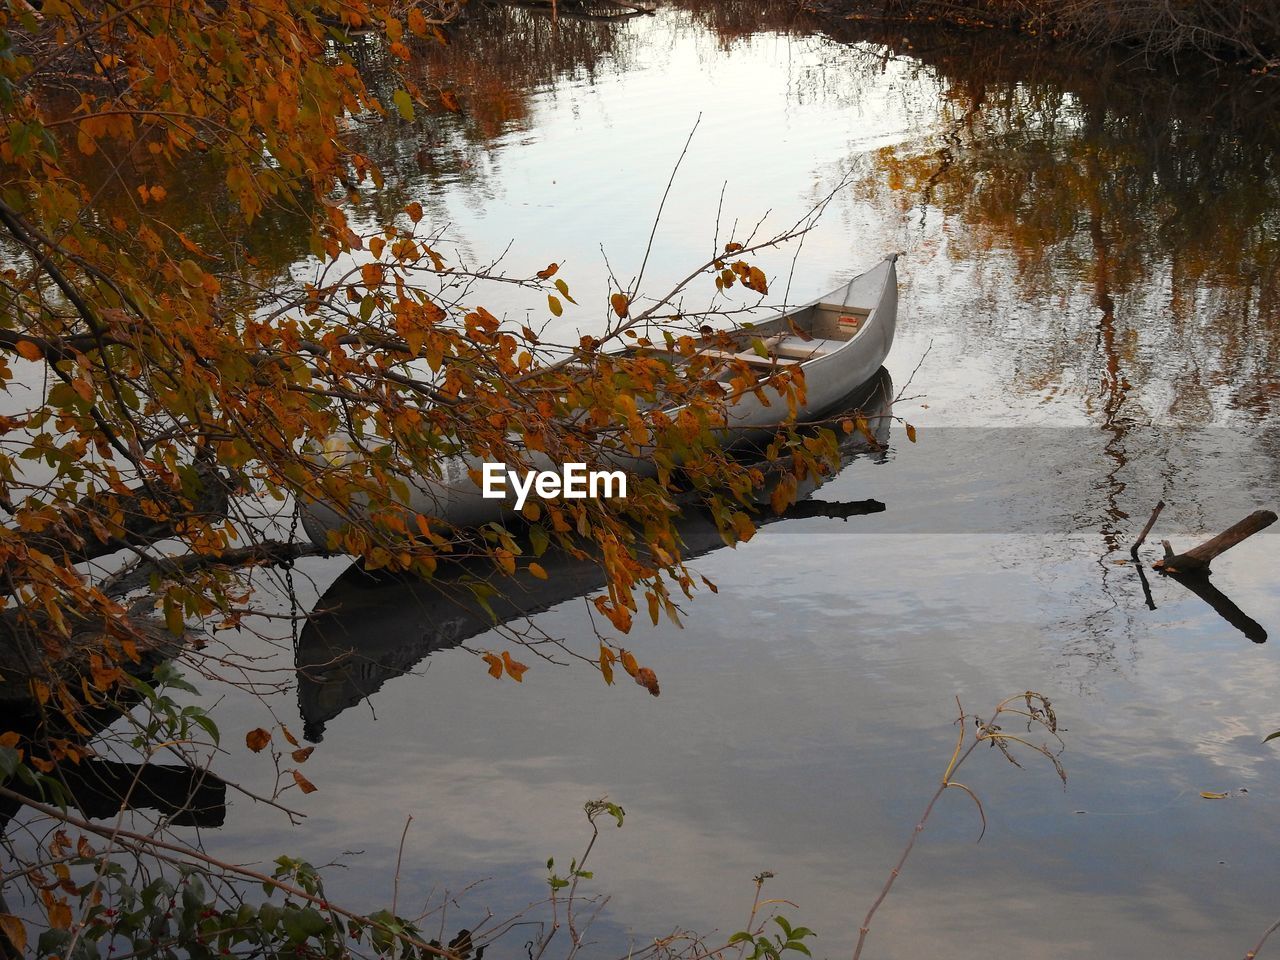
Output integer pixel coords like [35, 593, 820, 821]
[440, 89, 461, 112]
[280, 724, 299, 747]
[292, 770, 318, 794]
[635, 667, 660, 697]
[245, 728, 271, 753]
[536, 262, 559, 280]
[291, 746, 315, 763]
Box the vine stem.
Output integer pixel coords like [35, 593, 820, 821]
[851, 704, 981, 960]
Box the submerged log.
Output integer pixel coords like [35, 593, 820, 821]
[1153, 509, 1277, 576]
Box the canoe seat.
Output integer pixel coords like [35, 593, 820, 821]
[698, 348, 800, 368]
[772, 336, 844, 360]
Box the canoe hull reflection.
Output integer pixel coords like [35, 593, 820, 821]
[295, 369, 894, 742]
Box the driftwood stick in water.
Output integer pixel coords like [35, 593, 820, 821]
[1154, 509, 1277, 576]
[1130, 500, 1165, 559]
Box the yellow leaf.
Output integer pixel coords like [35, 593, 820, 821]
[610, 293, 630, 319]
[905, 422, 917, 443]
[1199, 791, 1230, 799]
[548, 294, 563, 317]
[292, 770, 318, 794]
[245, 728, 271, 752]
[392, 89, 415, 121]
[599, 645, 615, 685]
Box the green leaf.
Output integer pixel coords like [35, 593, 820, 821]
[164, 598, 185, 637]
[1263, 730, 1280, 743]
[0, 744, 20, 780]
[554, 278, 576, 304]
[392, 89, 415, 122]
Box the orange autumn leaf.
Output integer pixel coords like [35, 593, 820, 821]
[483, 652, 503, 678]
[610, 293, 630, 319]
[501, 650, 529, 682]
[620, 649, 639, 678]
[46, 900, 71, 931]
[599, 645, 616, 685]
[245, 728, 271, 752]
[361, 262, 384, 288]
[0, 914, 27, 953]
[292, 770, 318, 794]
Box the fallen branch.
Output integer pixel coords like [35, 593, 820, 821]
[101, 539, 323, 598]
[1153, 509, 1277, 577]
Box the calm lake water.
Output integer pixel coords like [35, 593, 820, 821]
[70, 2, 1280, 956]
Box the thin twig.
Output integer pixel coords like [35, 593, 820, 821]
[1130, 500, 1165, 559]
